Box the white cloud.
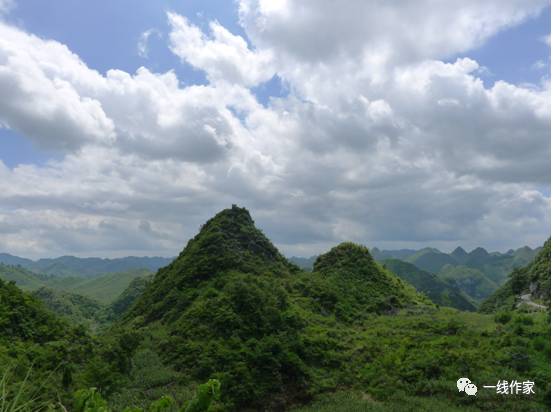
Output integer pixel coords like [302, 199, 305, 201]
[239, 0, 547, 64]
[137, 28, 161, 58]
[167, 12, 275, 86]
[0, 3, 549, 258]
[0, 22, 254, 161]
[0, 23, 115, 150]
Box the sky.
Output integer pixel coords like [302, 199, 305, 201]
[0, 0, 550, 258]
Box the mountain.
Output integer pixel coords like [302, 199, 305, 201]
[382, 259, 476, 311]
[130, 205, 299, 322]
[480, 239, 550, 313]
[312, 243, 428, 316]
[107, 275, 152, 320]
[0, 278, 147, 409]
[1, 206, 550, 411]
[31, 287, 104, 328]
[48, 268, 152, 305]
[125, 206, 428, 409]
[0, 253, 35, 267]
[462, 248, 538, 286]
[0, 278, 70, 343]
[288, 255, 317, 271]
[370, 247, 418, 261]
[371, 244, 540, 297]
[512, 245, 540, 267]
[0, 263, 151, 305]
[126, 205, 311, 409]
[0, 263, 47, 290]
[465, 247, 490, 265]
[437, 264, 498, 302]
[405, 248, 457, 273]
[0, 253, 172, 278]
[450, 246, 468, 264]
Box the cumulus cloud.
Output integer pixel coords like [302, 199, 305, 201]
[167, 12, 275, 86]
[0, 23, 115, 150]
[239, 0, 547, 64]
[137, 28, 161, 58]
[0, 2, 549, 258]
[0, 22, 253, 161]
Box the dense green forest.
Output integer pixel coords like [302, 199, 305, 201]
[0, 206, 549, 411]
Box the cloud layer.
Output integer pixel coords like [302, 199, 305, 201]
[0, 0, 549, 258]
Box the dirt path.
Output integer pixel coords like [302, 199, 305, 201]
[517, 293, 547, 310]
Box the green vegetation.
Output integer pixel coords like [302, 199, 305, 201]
[0, 267, 151, 305]
[370, 244, 539, 300]
[72, 379, 221, 412]
[382, 259, 476, 311]
[0, 207, 549, 411]
[310, 243, 429, 317]
[31, 287, 104, 329]
[405, 248, 457, 273]
[0, 263, 47, 290]
[438, 265, 498, 303]
[0, 254, 172, 278]
[52, 269, 152, 305]
[480, 239, 550, 313]
[289, 256, 316, 271]
[106, 275, 153, 320]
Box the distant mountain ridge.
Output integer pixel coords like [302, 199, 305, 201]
[382, 259, 477, 311]
[294, 245, 539, 275]
[480, 239, 550, 313]
[288, 255, 317, 271]
[294, 244, 540, 303]
[0, 264, 151, 305]
[0, 253, 173, 278]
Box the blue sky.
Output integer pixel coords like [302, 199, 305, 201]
[0, 1, 549, 257]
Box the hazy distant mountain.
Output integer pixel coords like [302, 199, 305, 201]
[383, 259, 476, 311]
[288, 256, 317, 271]
[0, 253, 173, 278]
[437, 265, 498, 302]
[370, 248, 418, 261]
[0, 262, 151, 305]
[368, 244, 540, 300]
[45, 268, 152, 305]
[465, 247, 490, 266]
[450, 247, 468, 264]
[405, 248, 457, 273]
[0, 263, 47, 290]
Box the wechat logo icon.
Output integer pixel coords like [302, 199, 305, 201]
[457, 377, 477, 396]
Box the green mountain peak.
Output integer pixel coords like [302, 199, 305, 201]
[172, 204, 295, 278]
[129, 205, 297, 322]
[314, 242, 378, 276]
